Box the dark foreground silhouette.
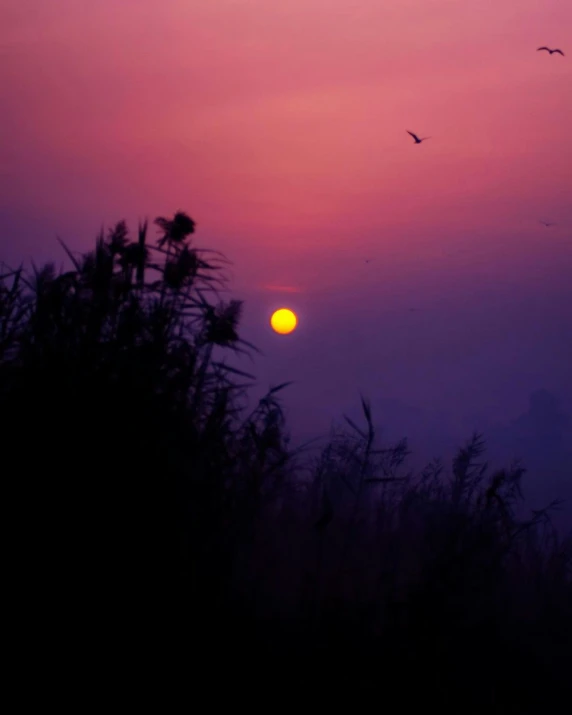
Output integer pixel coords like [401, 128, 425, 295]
[2, 212, 570, 707]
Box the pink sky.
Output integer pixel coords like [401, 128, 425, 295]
[2, 1, 572, 466]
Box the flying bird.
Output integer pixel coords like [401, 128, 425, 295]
[539, 220, 557, 227]
[406, 130, 431, 144]
[537, 47, 565, 55]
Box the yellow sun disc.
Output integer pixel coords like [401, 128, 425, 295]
[270, 308, 298, 335]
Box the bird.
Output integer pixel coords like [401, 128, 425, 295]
[407, 130, 431, 144]
[537, 47, 565, 56]
[539, 220, 557, 227]
[364, 258, 372, 264]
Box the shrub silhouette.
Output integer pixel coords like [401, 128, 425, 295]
[1, 213, 292, 642]
[2, 212, 570, 708]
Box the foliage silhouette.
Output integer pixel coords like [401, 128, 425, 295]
[1, 212, 570, 708]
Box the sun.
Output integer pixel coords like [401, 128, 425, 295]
[270, 308, 298, 335]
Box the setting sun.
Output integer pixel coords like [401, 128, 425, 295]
[270, 308, 298, 335]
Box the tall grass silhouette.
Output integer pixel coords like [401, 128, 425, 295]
[1, 212, 570, 708]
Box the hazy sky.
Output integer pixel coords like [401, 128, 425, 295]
[2, 1, 572, 465]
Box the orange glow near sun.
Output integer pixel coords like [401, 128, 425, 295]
[270, 308, 298, 335]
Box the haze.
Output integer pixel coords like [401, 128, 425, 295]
[2, 0, 571, 526]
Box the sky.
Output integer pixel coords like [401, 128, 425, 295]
[2, 0, 571, 521]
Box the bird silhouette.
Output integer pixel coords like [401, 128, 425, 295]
[407, 130, 431, 144]
[539, 220, 557, 227]
[537, 47, 565, 56]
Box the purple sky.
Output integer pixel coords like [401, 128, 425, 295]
[2, 1, 571, 518]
